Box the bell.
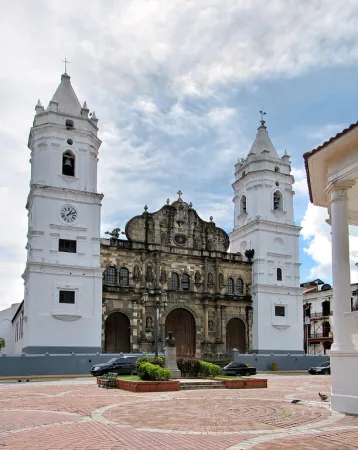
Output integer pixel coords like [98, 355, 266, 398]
[64, 157, 72, 168]
[63, 157, 73, 175]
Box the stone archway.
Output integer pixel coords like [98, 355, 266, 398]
[105, 312, 130, 353]
[165, 308, 196, 357]
[226, 318, 246, 354]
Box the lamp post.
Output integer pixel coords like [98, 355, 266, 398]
[141, 291, 148, 338]
[153, 292, 168, 357]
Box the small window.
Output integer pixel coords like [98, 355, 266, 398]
[62, 151, 75, 177]
[106, 266, 117, 284]
[170, 272, 179, 290]
[227, 278, 234, 295]
[274, 166, 280, 172]
[273, 191, 282, 211]
[67, 138, 73, 145]
[240, 195, 247, 214]
[242, 171, 246, 178]
[59, 290, 75, 304]
[66, 119, 74, 128]
[59, 239, 77, 253]
[182, 273, 190, 290]
[119, 267, 129, 286]
[236, 278, 244, 295]
[275, 305, 285, 317]
[277, 268, 282, 281]
[322, 300, 330, 316]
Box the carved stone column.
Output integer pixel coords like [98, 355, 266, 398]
[204, 258, 208, 292]
[155, 252, 161, 287]
[203, 302, 209, 341]
[215, 304, 221, 342]
[221, 305, 226, 350]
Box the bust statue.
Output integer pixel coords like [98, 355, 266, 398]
[165, 331, 176, 348]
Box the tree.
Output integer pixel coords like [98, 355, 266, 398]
[0, 338, 5, 349]
[105, 228, 125, 239]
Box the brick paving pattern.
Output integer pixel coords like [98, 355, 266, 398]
[0, 375, 357, 449]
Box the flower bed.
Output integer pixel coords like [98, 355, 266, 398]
[116, 379, 180, 392]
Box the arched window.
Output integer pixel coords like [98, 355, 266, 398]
[273, 191, 282, 211]
[277, 268, 282, 281]
[236, 278, 244, 295]
[274, 166, 280, 172]
[182, 273, 190, 291]
[66, 119, 74, 129]
[106, 266, 117, 284]
[227, 278, 234, 295]
[62, 150, 75, 177]
[170, 272, 179, 290]
[119, 267, 129, 286]
[240, 195, 247, 214]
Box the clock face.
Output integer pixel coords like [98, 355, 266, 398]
[60, 205, 78, 224]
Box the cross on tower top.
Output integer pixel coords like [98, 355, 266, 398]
[177, 190, 183, 199]
[61, 57, 71, 74]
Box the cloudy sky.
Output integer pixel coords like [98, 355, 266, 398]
[1, 0, 358, 310]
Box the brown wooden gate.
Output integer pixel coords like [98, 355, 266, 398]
[105, 312, 130, 353]
[165, 308, 196, 357]
[226, 318, 246, 354]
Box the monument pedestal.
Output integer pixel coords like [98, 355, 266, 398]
[165, 347, 181, 378]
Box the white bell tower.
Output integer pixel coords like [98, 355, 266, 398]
[22, 72, 103, 354]
[229, 117, 303, 354]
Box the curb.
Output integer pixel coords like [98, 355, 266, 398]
[0, 374, 92, 381]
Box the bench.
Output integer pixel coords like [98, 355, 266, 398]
[100, 372, 117, 389]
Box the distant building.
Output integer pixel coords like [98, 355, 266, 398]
[303, 280, 358, 355]
[0, 302, 21, 354]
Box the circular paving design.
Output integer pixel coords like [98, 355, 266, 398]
[103, 397, 331, 432]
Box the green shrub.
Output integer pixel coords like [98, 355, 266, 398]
[137, 362, 171, 381]
[198, 360, 221, 377]
[136, 356, 165, 369]
[177, 357, 201, 377]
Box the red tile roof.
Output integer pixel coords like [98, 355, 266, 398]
[303, 121, 358, 203]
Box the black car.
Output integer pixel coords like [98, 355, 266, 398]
[91, 356, 138, 377]
[221, 362, 257, 376]
[308, 361, 330, 375]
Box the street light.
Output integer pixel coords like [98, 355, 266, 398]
[153, 292, 168, 357]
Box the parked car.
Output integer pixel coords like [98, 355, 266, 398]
[221, 362, 257, 376]
[308, 361, 330, 375]
[91, 356, 138, 377]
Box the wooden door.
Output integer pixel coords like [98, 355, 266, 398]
[226, 318, 246, 354]
[166, 308, 196, 357]
[105, 312, 130, 353]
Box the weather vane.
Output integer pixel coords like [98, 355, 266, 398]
[259, 109, 266, 126]
[61, 57, 71, 74]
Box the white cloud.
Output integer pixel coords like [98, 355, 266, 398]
[301, 203, 358, 283]
[1, 1, 358, 309]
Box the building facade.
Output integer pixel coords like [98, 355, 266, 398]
[303, 279, 358, 355]
[101, 194, 253, 357]
[0, 302, 21, 355]
[229, 119, 303, 353]
[21, 72, 103, 354]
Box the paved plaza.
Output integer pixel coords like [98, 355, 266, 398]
[0, 374, 357, 449]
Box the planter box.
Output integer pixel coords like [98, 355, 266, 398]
[217, 377, 267, 389]
[116, 379, 180, 392]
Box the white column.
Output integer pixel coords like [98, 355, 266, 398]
[329, 183, 354, 351]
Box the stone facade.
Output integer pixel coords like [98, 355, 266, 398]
[101, 194, 253, 357]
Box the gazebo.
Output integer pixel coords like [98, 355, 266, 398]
[304, 121, 358, 414]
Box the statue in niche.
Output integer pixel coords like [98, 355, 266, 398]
[133, 265, 141, 281]
[146, 316, 153, 331]
[208, 319, 214, 331]
[160, 267, 167, 282]
[219, 273, 224, 287]
[146, 265, 155, 283]
[195, 271, 202, 283]
[207, 239, 213, 251]
[207, 272, 214, 285]
[161, 232, 167, 245]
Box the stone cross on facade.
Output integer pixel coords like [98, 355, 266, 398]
[259, 109, 266, 126]
[177, 190, 183, 199]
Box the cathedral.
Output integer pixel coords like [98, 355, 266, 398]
[13, 72, 303, 356]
